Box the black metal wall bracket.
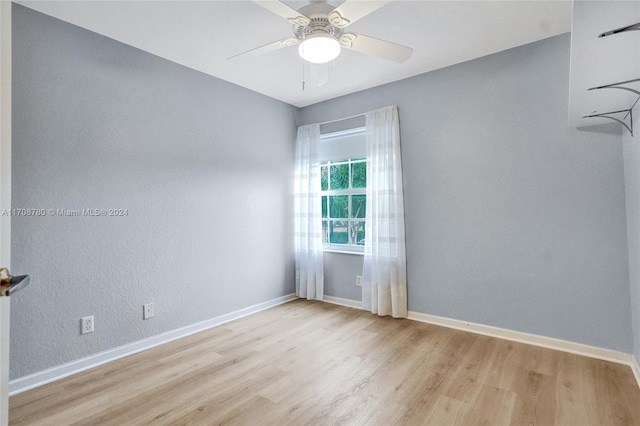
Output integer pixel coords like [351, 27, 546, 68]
[598, 22, 640, 38]
[588, 78, 640, 96]
[587, 22, 640, 135]
[583, 108, 634, 136]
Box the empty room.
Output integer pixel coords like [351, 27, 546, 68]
[1, 0, 640, 424]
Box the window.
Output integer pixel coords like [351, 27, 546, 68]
[318, 125, 367, 253]
[320, 157, 366, 252]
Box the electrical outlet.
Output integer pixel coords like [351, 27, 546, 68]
[143, 303, 154, 320]
[81, 316, 94, 335]
[356, 275, 363, 287]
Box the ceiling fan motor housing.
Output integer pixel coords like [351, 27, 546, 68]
[294, 2, 346, 42]
[293, 16, 343, 42]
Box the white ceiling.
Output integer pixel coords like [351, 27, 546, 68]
[18, 0, 572, 108]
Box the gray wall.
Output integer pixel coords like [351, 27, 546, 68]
[298, 34, 633, 352]
[11, 4, 296, 379]
[323, 252, 362, 301]
[623, 103, 640, 360]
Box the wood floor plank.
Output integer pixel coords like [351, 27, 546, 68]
[9, 300, 640, 425]
[461, 385, 518, 425]
[423, 395, 468, 425]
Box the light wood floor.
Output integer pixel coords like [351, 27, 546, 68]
[9, 300, 640, 425]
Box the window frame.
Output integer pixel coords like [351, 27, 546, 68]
[319, 127, 367, 254]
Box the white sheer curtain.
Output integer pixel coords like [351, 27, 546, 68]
[294, 124, 324, 300]
[362, 106, 408, 317]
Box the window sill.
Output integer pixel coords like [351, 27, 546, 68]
[323, 249, 365, 256]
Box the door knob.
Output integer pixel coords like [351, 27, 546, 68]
[0, 268, 30, 297]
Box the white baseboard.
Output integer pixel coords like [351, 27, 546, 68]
[9, 293, 297, 396]
[323, 295, 363, 310]
[321, 296, 634, 370]
[407, 311, 631, 365]
[631, 355, 640, 390]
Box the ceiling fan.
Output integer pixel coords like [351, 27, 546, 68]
[229, 0, 413, 64]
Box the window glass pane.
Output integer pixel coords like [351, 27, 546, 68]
[320, 158, 367, 251]
[352, 161, 366, 188]
[321, 166, 328, 191]
[322, 220, 328, 244]
[330, 220, 349, 244]
[350, 221, 366, 246]
[351, 195, 366, 219]
[329, 195, 348, 218]
[330, 164, 349, 190]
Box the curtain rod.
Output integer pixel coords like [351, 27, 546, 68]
[314, 105, 398, 127]
[317, 112, 365, 127]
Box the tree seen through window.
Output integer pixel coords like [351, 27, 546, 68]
[320, 158, 366, 249]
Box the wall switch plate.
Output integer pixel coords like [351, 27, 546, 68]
[81, 316, 94, 335]
[356, 275, 363, 287]
[143, 303, 154, 320]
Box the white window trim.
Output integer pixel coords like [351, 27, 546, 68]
[320, 126, 365, 143]
[323, 249, 365, 256]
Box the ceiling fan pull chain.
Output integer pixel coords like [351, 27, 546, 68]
[302, 59, 306, 91]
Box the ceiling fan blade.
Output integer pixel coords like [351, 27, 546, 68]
[328, 0, 390, 28]
[339, 32, 412, 63]
[253, 1, 310, 26]
[228, 37, 299, 60]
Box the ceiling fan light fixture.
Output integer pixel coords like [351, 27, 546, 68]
[298, 34, 341, 64]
